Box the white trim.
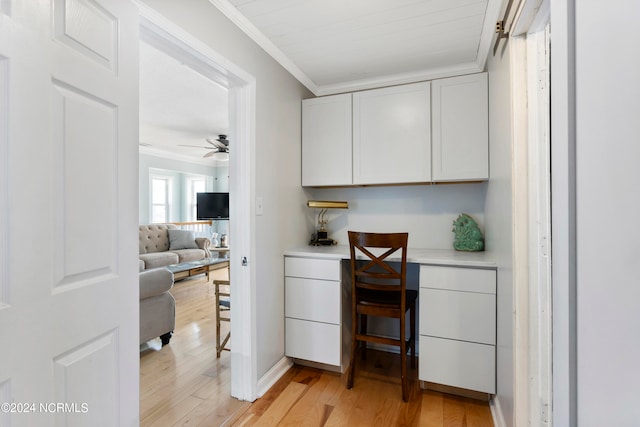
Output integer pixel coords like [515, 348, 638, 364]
[526, 25, 552, 427]
[256, 357, 294, 398]
[207, 0, 318, 94]
[491, 396, 508, 427]
[510, 2, 553, 425]
[315, 62, 482, 96]
[137, 2, 259, 402]
[228, 80, 258, 401]
[510, 33, 530, 427]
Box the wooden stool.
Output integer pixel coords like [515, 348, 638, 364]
[214, 279, 230, 357]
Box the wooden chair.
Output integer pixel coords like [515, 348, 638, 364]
[214, 278, 231, 357]
[347, 231, 417, 401]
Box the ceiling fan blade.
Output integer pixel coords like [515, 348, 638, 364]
[203, 150, 216, 158]
[178, 144, 214, 149]
[207, 138, 227, 150]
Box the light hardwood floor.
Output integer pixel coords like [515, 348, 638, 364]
[140, 272, 494, 427]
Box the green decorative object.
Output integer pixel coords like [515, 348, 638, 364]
[452, 213, 485, 252]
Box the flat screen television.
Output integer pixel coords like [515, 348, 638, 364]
[197, 192, 229, 220]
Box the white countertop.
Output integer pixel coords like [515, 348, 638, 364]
[284, 245, 496, 268]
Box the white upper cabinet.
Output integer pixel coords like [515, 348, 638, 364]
[353, 82, 431, 185]
[431, 73, 489, 182]
[301, 73, 489, 187]
[302, 93, 352, 186]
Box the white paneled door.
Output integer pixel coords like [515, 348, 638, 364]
[0, 1, 139, 425]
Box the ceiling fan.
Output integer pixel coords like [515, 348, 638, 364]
[179, 135, 229, 161]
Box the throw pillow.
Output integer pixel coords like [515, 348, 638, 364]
[168, 229, 199, 250]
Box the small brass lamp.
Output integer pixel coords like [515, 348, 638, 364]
[307, 200, 348, 245]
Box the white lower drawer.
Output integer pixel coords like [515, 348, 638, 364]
[419, 336, 495, 394]
[285, 318, 341, 366]
[420, 288, 496, 345]
[285, 277, 340, 324]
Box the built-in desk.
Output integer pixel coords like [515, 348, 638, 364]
[283, 245, 497, 397]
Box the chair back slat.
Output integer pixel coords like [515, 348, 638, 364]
[348, 231, 408, 306]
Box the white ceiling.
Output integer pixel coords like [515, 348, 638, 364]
[215, 0, 505, 95]
[139, 0, 505, 161]
[139, 41, 229, 164]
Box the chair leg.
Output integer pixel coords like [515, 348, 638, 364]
[410, 303, 416, 369]
[400, 313, 408, 402]
[347, 307, 357, 389]
[360, 314, 368, 361]
[215, 283, 221, 358]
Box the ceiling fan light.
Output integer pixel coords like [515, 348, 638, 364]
[212, 151, 229, 161]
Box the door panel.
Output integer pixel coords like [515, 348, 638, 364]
[0, 1, 139, 424]
[52, 81, 117, 286]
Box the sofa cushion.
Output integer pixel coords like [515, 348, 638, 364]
[139, 268, 174, 300]
[173, 249, 207, 263]
[139, 224, 177, 254]
[168, 229, 200, 250]
[139, 252, 179, 270]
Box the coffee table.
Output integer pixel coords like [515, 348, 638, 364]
[166, 257, 230, 281]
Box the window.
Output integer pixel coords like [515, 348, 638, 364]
[151, 176, 172, 223]
[187, 177, 206, 221]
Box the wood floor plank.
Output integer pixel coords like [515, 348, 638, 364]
[250, 382, 307, 426]
[443, 395, 467, 427]
[419, 390, 444, 426]
[463, 399, 494, 427]
[277, 372, 337, 427]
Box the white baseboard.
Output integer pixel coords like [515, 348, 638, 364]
[490, 395, 507, 427]
[256, 356, 293, 398]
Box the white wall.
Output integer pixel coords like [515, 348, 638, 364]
[307, 183, 487, 249]
[573, 2, 640, 424]
[139, 0, 313, 379]
[484, 37, 514, 424]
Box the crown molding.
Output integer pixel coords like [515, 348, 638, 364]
[208, 0, 319, 94]
[314, 62, 484, 96]
[139, 145, 225, 167]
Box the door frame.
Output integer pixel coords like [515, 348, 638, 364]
[137, 3, 258, 401]
[510, 0, 552, 425]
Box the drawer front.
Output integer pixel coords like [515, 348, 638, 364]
[419, 336, 495, 394]
[285, 318, 341, 366]
[420, 265, 496, 294]
[285, 257, 341, 281]
[285, 277, 340, 324]
[420, 288, 495, 345]
[190, 266, 209, 276]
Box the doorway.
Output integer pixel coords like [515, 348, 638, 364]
[138, 4, 257, 402]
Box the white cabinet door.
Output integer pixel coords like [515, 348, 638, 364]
[432, 73, 488, 181]
[353, 82, 431, 185]
[420, 289, 496, 345]
[285, 318, 341, 366]
[302, 94, 352, 186]
[419, 336, 495, 394]
[285, 277, 340, 324]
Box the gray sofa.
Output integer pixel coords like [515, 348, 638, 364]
[140, 265, 175, 345]
[139, 224, 210, 270]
